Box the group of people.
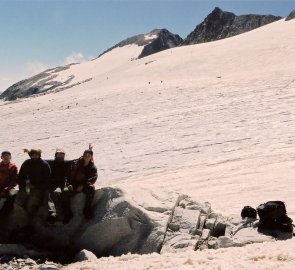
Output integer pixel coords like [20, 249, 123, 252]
[0, 145, 98, 224]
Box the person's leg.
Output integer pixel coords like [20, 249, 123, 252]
[14, 189, 28, 208]
[0, 189, 17, 217]
[61, 188, 73, 223]
[45, 190, 57, 223]
[26, 189, 44, 215]
[83, 184, 95, 219]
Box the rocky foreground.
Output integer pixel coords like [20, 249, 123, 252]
[0, 257, 59, 270]
[0, 187, 292, 268]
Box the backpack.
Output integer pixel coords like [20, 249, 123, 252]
[241, 206, 257, 219]
[257, 201, 293, 232]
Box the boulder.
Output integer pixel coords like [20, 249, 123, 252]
[0, 187, 292, 261]
[205, 218, 216, 233]
[0, 187, 179, 258]
[161, 233, 199, 253]
[212, 216, 227, 237]
[74, 249, 97, 262]
[161, 198, 211, 253]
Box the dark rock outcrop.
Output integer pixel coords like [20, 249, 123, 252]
[0, 65, 93, 101]
[0, 187, 177, 260]
[182, 7, 282, 45]
[98, 29, 183, 59]
[285, 10, 295, 21]
[138, 29, 183, 58]
[0, 66, 71, 101]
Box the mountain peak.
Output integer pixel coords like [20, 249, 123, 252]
[182, 8, 282, 45]
[138, 29, 183, 58]
[98, 28, 183, 60]
[285, 10, 295, 21]
[207, 6, 235, 20]
[211, 6, 223, 14]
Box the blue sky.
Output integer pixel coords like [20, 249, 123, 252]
[1, 0, 295, 92]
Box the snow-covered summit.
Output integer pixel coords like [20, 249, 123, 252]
[98, 28, 182, 59]
[0, 29, 181, 101]
[1, 7, 290, 101]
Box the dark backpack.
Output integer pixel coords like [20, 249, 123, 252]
[241, 206, 257, 219]
[257, 201, 293, 232]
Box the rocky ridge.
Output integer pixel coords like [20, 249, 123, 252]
[182, 7, 282, 45]
[0, 29, 181, 101]
[0, 65, 92, 101]
[285, 10, 295, 21]
[138, 29, 183, 58]
[0, 7, 288, 101]
[98, 29, 183, 59]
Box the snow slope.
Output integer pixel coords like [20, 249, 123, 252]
[1, 19, 295, 268]
[64, 239, 295, 270]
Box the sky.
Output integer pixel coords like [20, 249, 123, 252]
[0, 0, 295, 92]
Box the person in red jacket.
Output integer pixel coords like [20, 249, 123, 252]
[0, 151, 18, 217]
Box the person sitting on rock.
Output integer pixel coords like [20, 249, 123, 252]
[45, 148, 73, 223]
[23, 147, 73, 223]
[0, 151, 18, 218]
[16, 148, 51, 216]
[46, 149, 72, 191]
[62, 148, 97, 222]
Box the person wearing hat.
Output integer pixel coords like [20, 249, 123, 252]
[22, 145, 94, 223]
[16, 148, 51, 215]
[44, 148, 74, 223]
[62, 147, 97, 222]
[46, 148, 72, 191]
[0, 151, 18, 218]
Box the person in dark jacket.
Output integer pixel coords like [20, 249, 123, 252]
[0, 151, 18, 218]
[62, 149, 97, 222]
[44, 148, 73, 223]
[46, 149, 72, 192]
[16, 148, 51, 215]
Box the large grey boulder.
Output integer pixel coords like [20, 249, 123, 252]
[0, 187, 292, 261]
[0, 187, 180, 259]
[161, 197, 211, 253]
